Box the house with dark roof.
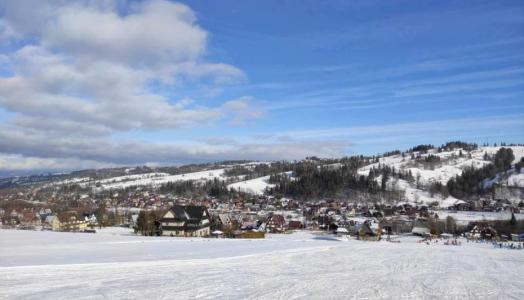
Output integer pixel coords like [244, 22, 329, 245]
[467, 222, 498, 240]
[265, 214, 287, 233]
[160, 205, 211, 237]
[53, 211, 88, 232]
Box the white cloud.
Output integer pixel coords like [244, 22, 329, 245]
[280, 114, 524, 140]
[0, 131, 349, 170]
[0, 0, 265, 171]
[0, 1, 246, 131]
[222, 96, 265, 125]
[0, 153, 119, 172]
[43, 1, 206, 67]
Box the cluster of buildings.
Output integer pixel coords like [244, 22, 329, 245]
[0, 207, 97, 231]
[2, 183, 523, 241]
[155, 200, 428, 240]
[442, 197, 522, 213]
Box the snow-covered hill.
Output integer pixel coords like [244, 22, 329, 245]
[227, 171, 294, 195]
[97, 169, 226, 190]
[49, 169, 227, 191]
[359, 146, 524, 185]
[45, 146, 524, 204]
[359, 146, 524, 206]
[227, 175, 274, 195]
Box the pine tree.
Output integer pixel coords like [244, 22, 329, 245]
[148, 211, 159, 236]
[135, 211, 149, 235]
[509, 211, 517, 226]
[95, 201, 106, 229]
[445, 216, 456, 234]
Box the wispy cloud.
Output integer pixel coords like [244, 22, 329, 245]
[280, 114, 524, 140]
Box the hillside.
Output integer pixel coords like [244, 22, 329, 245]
[356, 146, 524, 206]
[2, 143, 523, 208]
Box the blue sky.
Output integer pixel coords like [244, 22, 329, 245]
[185, 0, 524, 150]
[0, 0, 523, 173]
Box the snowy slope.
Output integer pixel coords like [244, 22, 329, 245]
[508, 172, 524, 187]
[43, 146, 524, 195]
[1, 229, 523, 299]
[227, 171, 293, 195]
[360, 146, 524, 204]
[98, 169, 226, 190]
[479, 146, 524, 163]
[96, 172, 170, 185]
[365, 146, 523, 184]
[49, 169, 227, 190]
[358, 147, 515, 185]
[227, 175, 274, 195]
[484, 168, 524, 189]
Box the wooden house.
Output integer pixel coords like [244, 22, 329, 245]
[160, 205, 210, 237]
[357, 222, 381, 241]
[265, 214, 287, 233]
[54, 212, 88, 232]
[468, 222, 498, 240]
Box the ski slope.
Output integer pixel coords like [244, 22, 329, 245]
[1, 229, 523, 299]
[227, 175, 274, 195]
[227, 171, 293, 195]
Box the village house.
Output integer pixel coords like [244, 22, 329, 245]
[468, 222, 498, 240]
[511, 233, 524, 242]
[38, 208, 53, 223]
[82, 213, 98, 226]
[42, 215, 55, 230]
[20, 211, 41, 228]
[357, 221, 381, 241]
[380, 216, 413, 235]
[214, 213, 239, 231]
[2, 209, 22, 225]
[265, 214, 287, 233]
[52, 212, 88, 232]
[411, 219, 431, 236]
[288, 220, 303, 230]
[160, 205, 211, 237]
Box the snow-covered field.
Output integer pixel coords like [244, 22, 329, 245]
[1, 228, 523, 299]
